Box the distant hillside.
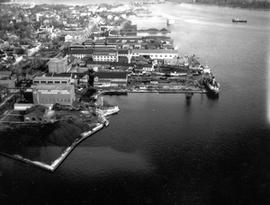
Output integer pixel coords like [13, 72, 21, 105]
[0, 0, 10, 2]
[169, 0, 270, 9]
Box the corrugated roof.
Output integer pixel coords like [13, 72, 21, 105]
[95, 71, 128, 79]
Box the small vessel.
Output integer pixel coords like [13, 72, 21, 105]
[167, 19, 175, 26]
[204, 77, 220, 95]
[232, 18, 247, 23]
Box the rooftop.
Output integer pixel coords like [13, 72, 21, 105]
[68, 49, 94, 55]
[132, 49, 178, 54]
[118, 50, 129, 54]
[34, 84, 74, 91]
[93, 50, 117, 55]
[95, 71, 129, 79]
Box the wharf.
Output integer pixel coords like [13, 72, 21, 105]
[0, 102, 113, 171]
[98, 89, 206, 95]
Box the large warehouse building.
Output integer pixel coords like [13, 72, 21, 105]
[32, 84, 76, 106]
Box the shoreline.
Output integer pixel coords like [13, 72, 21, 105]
[0, 121, 106, 172]
[167, 1, 270, 11]
[1, 0, 269, 10]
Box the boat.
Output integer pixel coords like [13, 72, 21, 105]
[232, 18, 247, 23]
[203, 77, 220, 95]
[167, 19, 175, 26]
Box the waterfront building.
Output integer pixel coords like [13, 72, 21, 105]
[32, 84, 76, 106]
[94, 71, 129, 88]
[48, 57, 68, 73]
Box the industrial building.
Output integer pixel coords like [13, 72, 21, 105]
[32, 84, 76, 106]
[117, 49, 130, 63]
[92, 50, 118, 62]
[131, 49, 179, 60]
[68, 47, 94, 59]
[94, 71, 129, 88]
[48, 57, 68, 73]
[32, 74, 76, 106]
[33, 74, 74, 85]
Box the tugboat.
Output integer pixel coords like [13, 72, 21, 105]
[203, 76, 220, 95]
[232, 18, 247, 23]
[201, 66, 220, 95]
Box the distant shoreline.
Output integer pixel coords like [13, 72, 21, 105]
[168, 0, 270, 10]
[1, 0, 270, 10]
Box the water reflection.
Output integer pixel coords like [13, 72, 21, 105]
[206, 92, 220, 100]
[267, 47, 270, 124]
[0, 121, 85, 166]
[63, 147, 152, 177]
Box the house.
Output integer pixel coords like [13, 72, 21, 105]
[94, 71, 129, 88]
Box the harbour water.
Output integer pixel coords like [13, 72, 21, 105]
[1, 2, 270, 205]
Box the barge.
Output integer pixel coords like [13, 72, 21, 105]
[232, 18, 247, 23]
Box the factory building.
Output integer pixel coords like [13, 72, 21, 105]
[94, 71, 128, 88]
[131, 49, 179, 60]
[32, 84, 75, 106]
[48, 57, 68, 73]
[92, 50, 118, 62]
[32, 74, 75, 106]
[32, 74, 74, 85]
[68, 47, 94, 59]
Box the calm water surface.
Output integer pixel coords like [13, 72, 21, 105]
[1, 2, 270, 205]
